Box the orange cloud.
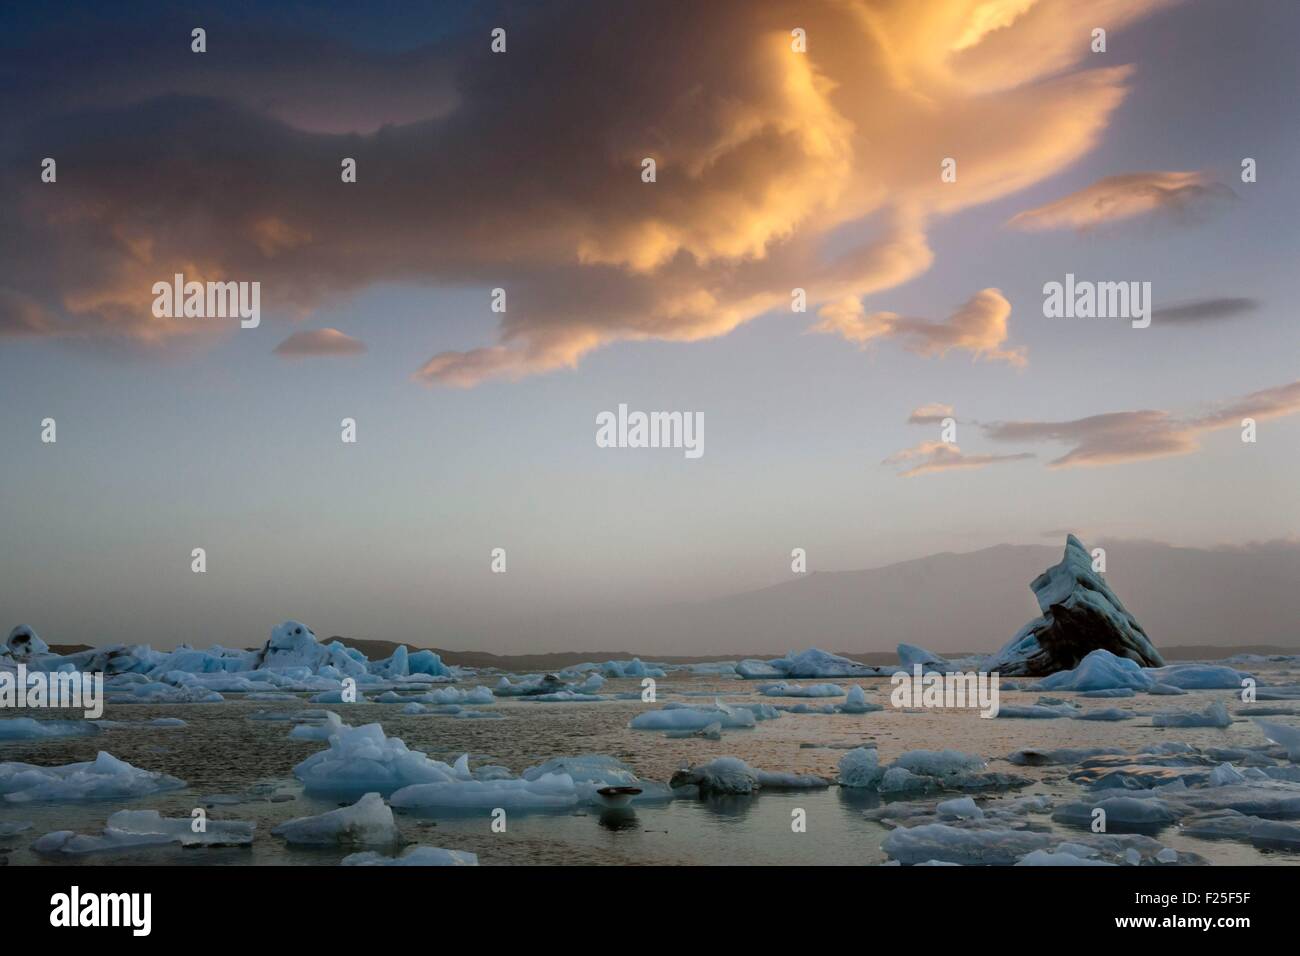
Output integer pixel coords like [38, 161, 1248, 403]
[1008, 170, 1233, 231]
[983, 381, 1300, 467]
[812, 289, 1027, 366]
[273, 328, 366, 358]
[883, 440, 1034, 477]
[0, 0, 1181, 385]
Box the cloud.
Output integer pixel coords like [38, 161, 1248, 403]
[0, 0, 1179, 383]
[907, 403, 955, 424]
[1007, 171, 1234, 232]
[1151, 297, 1259, 326]
[273, 328, 366, 358]
[812, 289, 1027, 366]
[983, 380, 1300, 467]
[883, 440, 1034, 477]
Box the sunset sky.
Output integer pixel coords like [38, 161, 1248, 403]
[2, 0, 1297, 652]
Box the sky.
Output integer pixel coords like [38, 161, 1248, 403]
[1, 0, 1297, 652]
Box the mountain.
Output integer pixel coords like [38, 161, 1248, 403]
[510, 539, 1300, 657]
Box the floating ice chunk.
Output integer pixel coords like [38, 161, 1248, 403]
[894, 750, 985, 777]
[629, 699, 756, 731]
[739, 648, 880, 680]
[522, 755, 671, 803]
[148, 718, 187, 728]
[391, 770, 579, 811]
[0, 718, 100, 741]
[986, 536, 1163, 677]
[735, 659, 783, 679]
[1209, 763, 1247, 786]
[310, 688, 368, 704]
[759, 682, 844, 698]
[342, 846, 478, 866]
[107, 681, 224, 704]
[995, 704, 1072, 719]
[1147, 683, 1187, 696]
[34, 810, 254, 855]
[420, 685, 496, 706]
[289, 711, 350, 741]
[1152, 700, 1231, 728]
[1037, 650, 1154, 692]
[937, 797, 983, 820]
[0, 751, 185, 802]
[520, 690, 606, 703]
[1017, 848, 1115, 866]
[1082, 688, 1136, 698]
[838, 685, 883, 714]
[1073, 708, 1134, 721]
[669, 757, 828, 795]
[252, 620, 368, 679]
[1148, 662, 1250, 690]
[1052, 796, 1179, 830]
[293, 723, 458, 795]
[665, 722, 722, 741]
[897, 644, 951, 673]
[273, 792, 399, 845]
[1006, 747, 1123, 766]
[4, 625, 49, 659]
[0, 821, 32, 836]
[882, 824, 1054, 866]
[1156, 847, 1178, 863]
[1254, 719, 1300, 760]
[1182, 810, 1300, 849]
[601, 659, 665, 679]
[452, 709, 506, 719]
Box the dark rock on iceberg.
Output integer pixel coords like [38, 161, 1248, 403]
[986, 535, 1163, 677]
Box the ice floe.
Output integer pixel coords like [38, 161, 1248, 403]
[342, 846, 478, 866]
[33, 809, 254, 855]
[0, 751, 185, 802]
[669, 757, 830, 795]
[272, 792, 399, 845]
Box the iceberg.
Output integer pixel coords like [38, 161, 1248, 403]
[0, 718, 100, 741]
[837, 747, 883, 789]
[838, 684, 884, 713]
[629, 699, 757, 731]
[1254, 719, 1300, 760]
[1151, 700, 1231, 729]
[272, 792, 399, 845]
[759, 681, 845, 698]
[4, 625, 49, 660]
[669, 757, 829, 795]
[292, 723, 459, 795]
[738, 649, 882, 680]
[985, 535, 1163, 677]
[0, 751, 185, 802]
[33, 809, 254, 855]
[342, 846, 478, 866]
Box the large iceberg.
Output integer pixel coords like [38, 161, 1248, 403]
[986, 536, 1164, 677]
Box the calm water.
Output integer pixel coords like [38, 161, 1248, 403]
[2, 669, 1297, 866]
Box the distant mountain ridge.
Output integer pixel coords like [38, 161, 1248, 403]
[336, 538, 1300, 659]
